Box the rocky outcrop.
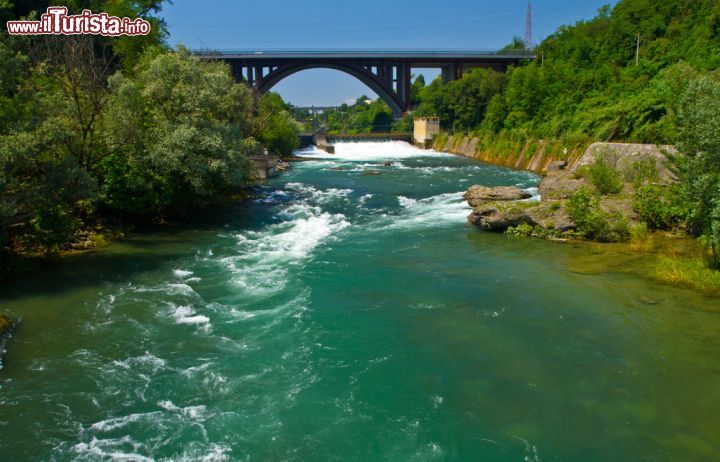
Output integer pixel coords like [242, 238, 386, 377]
[468, 203, 538, 231]
[464, 183, 575, 233]
[468, 199, 575, 233]
[538, 171, 588, 201]
[460, 140, 677, 241]
[464, 185, 531, 207]
[524, 202, 576, 232]
[573, 142, 676, 183]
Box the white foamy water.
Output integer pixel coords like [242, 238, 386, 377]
[220, 186, 350, 297]
[296, 141, 446, 161]
[370, 191, 472, 232]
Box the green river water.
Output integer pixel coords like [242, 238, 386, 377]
[1, 142, 719, 461]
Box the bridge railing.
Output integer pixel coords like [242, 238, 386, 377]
[190, 48, 536, 58]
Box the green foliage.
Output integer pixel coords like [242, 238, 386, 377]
[672, 76, 720, 265]
[567, 187, 630, 242]
[1, 34, 298, 261]
[633, 183, 686, 229]
[31, 204, 80, 252]
[630, 159, 660, 187]
[506, 222, 563, 240]
[415, 68, 507, 131]
[323, 97, 397, 134]
[256, 93, 301, 156]
[411, 0, 720, 144]
[101, 50, 259, 215]
[588, 156, 623, 195]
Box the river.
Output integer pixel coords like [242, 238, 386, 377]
[1, 142, 719, 461]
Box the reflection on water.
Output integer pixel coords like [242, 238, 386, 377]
[1, 142, 719, 461]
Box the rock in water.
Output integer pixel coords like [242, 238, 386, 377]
[0, 314, 10, 337]
[464, 185, 532, 207]
[468, 204, 538, 231]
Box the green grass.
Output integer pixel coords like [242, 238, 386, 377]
[630, 223, 655, 251]
[652, 256, 720, 296]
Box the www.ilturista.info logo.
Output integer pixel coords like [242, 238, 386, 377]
[6, 6, 151, 36]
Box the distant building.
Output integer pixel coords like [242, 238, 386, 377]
[414, 117, 440, 148]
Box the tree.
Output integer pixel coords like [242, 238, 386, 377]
[255, 92, 301, 156]
[674, 76, 720, 266]
[101, 51, 259, 215]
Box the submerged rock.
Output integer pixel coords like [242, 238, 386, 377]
[464, 185, 531, 207]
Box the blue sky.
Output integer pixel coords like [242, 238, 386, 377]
[162, 0, 616, 106]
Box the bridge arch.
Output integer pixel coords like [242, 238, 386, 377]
[254, 63, 405, 117]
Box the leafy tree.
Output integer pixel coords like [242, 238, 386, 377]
[101, 50, 259, 215]
[673, 77, 720, 266]
[410, 74, 425, 106]
[255, 92, 301, 156]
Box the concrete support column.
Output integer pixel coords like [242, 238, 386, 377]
[399, 64, 411, 109]
[229, 62, 243, 82]
[383, 63, 394, 86]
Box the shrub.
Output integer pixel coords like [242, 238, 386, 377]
[588, 156, 623, 195]
[567, 187, 630, 242]
[630, 159, 659, 188]
[632, 184, 686, 229]
[30, 205, 80, 253]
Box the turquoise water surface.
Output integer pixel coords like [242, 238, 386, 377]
[1, 142, 719, 461]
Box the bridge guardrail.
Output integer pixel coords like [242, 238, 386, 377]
[190, 48, 536, 59]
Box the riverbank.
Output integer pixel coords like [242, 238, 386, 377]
[449, 136, 720, 296]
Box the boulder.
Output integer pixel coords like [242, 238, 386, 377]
[539, 171, 587, 201]
[464, 185, 531, 207]
[524, 203, 576, 232]
[468, 203, 538, 232]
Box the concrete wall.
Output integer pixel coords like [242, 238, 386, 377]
[433, 133, 676, 177]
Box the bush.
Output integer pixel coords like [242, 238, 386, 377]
[567, 187, 630, 242]
[630, 159, 659, 187]
[588, 156, 623, 195]
[31, 205, 80, 253]
[633, 184, 686, 229]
